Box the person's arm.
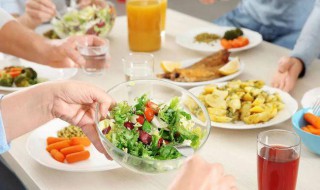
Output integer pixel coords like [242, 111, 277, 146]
[1, 81, 114, 158]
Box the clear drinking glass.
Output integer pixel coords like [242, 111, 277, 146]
[122, 53, 154, 81]
[77, 38, 110, 75]
[257, 129, 301, 190]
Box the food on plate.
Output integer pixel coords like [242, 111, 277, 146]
[57, 125, 86, 138]
[220, 28, 249, 49]
[157, 50, 230, 82]
[185, 80, 284, 124]
[43, 29, 60, 40]
[46, 136, 91, 163]
[52, 5, 116, 38]
[65, 150, 90, 163]
[98, 94, 205, 160]
[194, 32, 220, 44]
[302, 113, 320, 135]
[160, 61, 182, 73]
[218, 57, 240, 75]
[0, 66, 43, 87]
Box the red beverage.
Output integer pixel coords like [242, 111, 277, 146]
[258, 146, 300, 190]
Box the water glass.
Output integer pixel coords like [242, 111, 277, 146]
[122, 53, 154, 81]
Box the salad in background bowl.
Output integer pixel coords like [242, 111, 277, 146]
[95, 80, 211, 174]
[52, 2, 116, 38]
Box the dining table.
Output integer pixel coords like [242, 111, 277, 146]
[1, 9, 320, 190]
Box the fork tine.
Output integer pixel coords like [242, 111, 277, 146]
[313, 97, 320, 116]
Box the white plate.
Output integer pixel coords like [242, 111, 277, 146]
[189, 84, 298, 129]
[159, 57, 244, 88]
[26, 119, 120, 172]
[176, 27, 262, 53]
[301, 87, 320, 109]
[0, 59, 77, 92]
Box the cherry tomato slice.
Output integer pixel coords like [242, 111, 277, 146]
[136, 115, 145, 125]
[146, 101, 159, 114]
[144, 107, 155, 122]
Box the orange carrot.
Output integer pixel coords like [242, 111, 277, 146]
[47, 137, 68, 145]
[304, 113, 320, 129]
[70, 137, 91, 147]
[221, 39, 232, 49]
[66, 150, 90, 163]
[60, 145, 85, 156]
[307, 125, 320, 135]
[46, 140, 71, 152]
[50, 149, 65, 163]
[302, 126, 311, 133]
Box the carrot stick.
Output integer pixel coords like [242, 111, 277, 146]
[307, 125, 320, 135]
[66, 150, 90, 163]
[46, 140, 71, 152]
[50, 149, 65, 163]
[60, 145, 85, 156]
[304, 113, 320, 129]
[47, 137, 68, 145]
[70, 137, 91, 147]
[302, 126, 311, 133]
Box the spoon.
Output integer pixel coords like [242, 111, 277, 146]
[174, 145, 195, 157]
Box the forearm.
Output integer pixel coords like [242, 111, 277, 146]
[16, 14, 39, 29]
[291, 0, 320, 67]
[0, 20, 52, 65]
[1, 83, 55, 141]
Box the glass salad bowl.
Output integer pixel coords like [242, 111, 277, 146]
[51, 1, 116, 38]
[95, 80, 211, 174]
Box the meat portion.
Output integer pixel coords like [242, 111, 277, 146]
[158, 50, 230, 82]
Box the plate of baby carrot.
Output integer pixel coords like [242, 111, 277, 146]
[26, 119, 120, 172]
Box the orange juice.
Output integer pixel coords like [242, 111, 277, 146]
[127, 0, 161, 52]
[160, 0, 167, 32]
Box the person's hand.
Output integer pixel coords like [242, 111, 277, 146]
[78, 0, 107, 9]
[199, 0, 217, 4]
[169, 155, 237, 190]
[48, 81, 115, 159]
[43, 35, 105, 68]
[271, 57, 303, 92]
[18, 0, 56, 29]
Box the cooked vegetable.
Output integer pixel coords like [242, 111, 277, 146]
[66, 150, 90, 163]
[194, 32, 220, 44]
[23, 67, 37, 79]
[223, 28, 243, 40]
[0, 72, 13, 87]
[0, 66, 43, 87]
[60, 145, 85, 156]
[14, 75, 36, 87]
[57, 125, 86, 138]
[50, 149, 65, 163]
[304, 113, 320, 129]
[99, 94, 204, 160]
[46, 140, 71, 152]
[70, 137, 91, 147]
[47, 137, 68, 145]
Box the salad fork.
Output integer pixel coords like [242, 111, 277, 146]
[311, 97, 320, 116]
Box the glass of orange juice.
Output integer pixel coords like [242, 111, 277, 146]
[127, 0, 161, 52]
[160, 0, 167, 36]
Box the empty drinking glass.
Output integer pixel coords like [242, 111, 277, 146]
[122, 53, 154, 81]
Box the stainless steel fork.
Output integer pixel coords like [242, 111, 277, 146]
[311, 97, 320, 116]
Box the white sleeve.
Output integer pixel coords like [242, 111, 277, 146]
[0, 8, 14, 29]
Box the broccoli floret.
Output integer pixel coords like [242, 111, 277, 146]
[22, 67, 37, 79]
[14, 75, 31, 87]
[223, 28, 244, 40]
[0, 72, 13, 87]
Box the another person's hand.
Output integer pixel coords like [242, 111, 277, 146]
[44, 35, 105, 68]
[18, 0, 56, 29]
[199, 0, 217, 4]
[49, 81, 115, 159]
[78, 0, 107, 9]
[169, 155, 237, 190]
[271, 57, 303, 92]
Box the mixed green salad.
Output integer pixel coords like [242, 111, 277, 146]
[52, 4, 116, 38]
[99, 94, 204, 160]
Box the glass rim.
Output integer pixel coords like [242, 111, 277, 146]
[77, 38, 110, 50]
[121, 52, 154, 63]
[257, 129, 301, 149]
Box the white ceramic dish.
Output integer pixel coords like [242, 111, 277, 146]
[301, 87, 320, 109]
[189, 83, 298, 129]
[26, 119, 120, 172]
[175, 27, 262, 53]
[0, 59, 77, 92]
[159, 57, 244, 88]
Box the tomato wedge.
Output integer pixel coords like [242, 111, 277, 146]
[9, 70, 22, 78]
[146, 101, 159, 114]
[136, 115, 145, 125]
[144, 107, 155, 122]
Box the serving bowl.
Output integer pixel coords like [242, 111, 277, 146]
[95, 80, 211, 174]
[51, 1, 116, 38]
[292, 108, 320, 155]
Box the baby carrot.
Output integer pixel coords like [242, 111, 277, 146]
[302, 126, 311, 133]
[66, 150, 90, 163]
[304, 113, 320, 129]
[70, 137, 91, 147]
[46, 140, 71, 152]
[307, 125, 320, 135]
[50, 149, 65, 163]
[47, 137, 68, 145]
[60, 145, 85, 156]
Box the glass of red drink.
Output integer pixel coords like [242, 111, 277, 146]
[257, 129, 301, 190]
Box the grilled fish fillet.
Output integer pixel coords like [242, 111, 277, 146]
[158, 50, 230, 82]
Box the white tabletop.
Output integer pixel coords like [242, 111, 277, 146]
[2, 9, 320, 190]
